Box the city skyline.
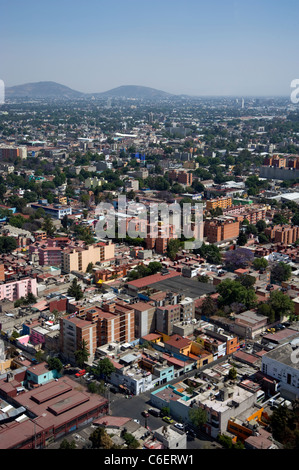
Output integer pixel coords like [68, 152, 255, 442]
[1, 0, 299, 96]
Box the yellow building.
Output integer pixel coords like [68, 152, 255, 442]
[61, 241, 115, 273]
[206, 197, 232, 211]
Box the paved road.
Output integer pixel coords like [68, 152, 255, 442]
[109, 388, 222, 450]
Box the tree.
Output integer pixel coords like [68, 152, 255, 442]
[271, 262, 292, 283]
[201, 295, 218, 317]
[238, 274, 256, 289]
[246, 224, 258, 236]
[167, 239, 182, 261]
[59, 438, 76, 449]
[93, 357, 115, 380]
[89, 427, 114, 449]
[47, 357, 63, 372]
[253, 258, 268, 270]
[268, 290, 294, 320]
[86, 262, 94, 273]
[67, 278, 84, 300]
[237, 231, 248, 246]
[257, 302, 275, 323]
[224, 248, 254, 271]
[228, 367, 237, 381]
[0, 236, 18, 254]
[189, 407, 207, 430]
[256, 220, 267, 233]
[42, 215, 55, 236]
[197, 243, 222, 264]
[74, 339, 89, 368]
[122, 432, 140, 449]
[216, 279, 257, 310]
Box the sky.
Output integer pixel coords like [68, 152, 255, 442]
[1, 0, 299, 96]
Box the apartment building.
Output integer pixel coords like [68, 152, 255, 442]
[168, 170, 193, 186]
[133, 301, 156, 338]
[60, 315, 98, 362]
[206, 197, 232, 211]
[0, 145, 27, 160]
[265, 224, 299, 245]
[204, 218, 240, 243]
[61, 241, 114, 273]
[0, 278, 37, 302]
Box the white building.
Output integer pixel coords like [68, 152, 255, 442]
[261, 341, 299, 400]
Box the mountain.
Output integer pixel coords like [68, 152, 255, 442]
[6, 81, 85, 99]
[5, 81, 174, 100]
[92, 85, 174, 100]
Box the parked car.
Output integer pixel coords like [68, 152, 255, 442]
[142, 410, 149, 418]
[75, 369, 86, 378]
[148, 408, 161, 417]
[162, 416, 174, 424]
[174, 423, 184, 430]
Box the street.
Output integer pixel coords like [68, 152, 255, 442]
[109, 388, 222, 450]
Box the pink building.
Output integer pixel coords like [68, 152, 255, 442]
[0, 278, 37, 302]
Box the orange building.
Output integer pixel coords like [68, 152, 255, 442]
[206, 197, 232, 211]
[60, 316, 98, 361]
[265, 224, 299, 245]
[204, 218, 240, 243]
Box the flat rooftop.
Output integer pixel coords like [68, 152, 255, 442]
[149, 276, 216, 299]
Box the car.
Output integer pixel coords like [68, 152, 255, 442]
[142, 411, 149, 418]
[133, 419, 140, 424]
[187, 428, 197, 438]
[148, 408, 161, 417]
[75, 369, 86, 378]
[162, 416, 174, 424]
[174, 423, 184, 430]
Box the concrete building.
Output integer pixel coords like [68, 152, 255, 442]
[133, 301, 156, 338]
[31, 202, 72, 220]
[261, 340, 299, 400]
[61, 241, 114, 273]
[265, 224, 299, 245]
[204, 217, 240, 243]
[206, 197, 232, 212]
[60, 315, 98, 363]
[0, 278, 37, 302]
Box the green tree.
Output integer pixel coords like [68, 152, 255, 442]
[74, 339, 89, 368]
[253, 258, 268, 270]
[268, 290, 294, 320]
[189, 407, 207, 430]
[237, 231, 248, 246]
[271, 262, 292, 283]
[86, 262, 94, 273]
[216, 279, 257, 310]
[122, 432, 140, 449]
[59, 438, 76, 449]
[228, 367, 237, 381]
[93, 357, 116, 379]
[42, 215, 55, 236]
[47, 357, 63, 372]
[167, 238, 182, 261]
[89, 427, 114, 449]
[67, 278, 84, 300]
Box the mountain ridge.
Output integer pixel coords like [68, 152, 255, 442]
[5, 81, 174, 100]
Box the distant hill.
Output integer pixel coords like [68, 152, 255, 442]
[5, 81, 174, 100]
[6, 81, 85, 99]
[92, 85, 174, 100]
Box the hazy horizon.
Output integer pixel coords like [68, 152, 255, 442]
[1, 0, 299, 97]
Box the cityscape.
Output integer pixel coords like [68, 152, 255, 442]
[0, 0, 299, 457]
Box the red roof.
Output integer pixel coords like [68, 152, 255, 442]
[127, 270, 181, 289]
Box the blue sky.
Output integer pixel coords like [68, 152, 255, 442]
[1, 0, 299, 96]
